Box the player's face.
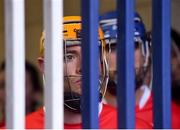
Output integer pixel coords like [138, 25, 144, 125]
[134, 46, 145, 88]
[64, 45, 82, 95]
[106, 44, 117, 95]
[64, 44, 103, 95]
[107, 45, 116, 73]
[107, 44, 145, 73]
[107, 43, 145, 89]
[134, 48, 145, 74]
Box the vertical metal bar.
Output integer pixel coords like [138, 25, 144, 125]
[81, 0, 99, 128]
[152, 0, 171, 128]
[117, 0, 135, 128]
[4, 0, 25, 128]
[43, 0, 63, 129]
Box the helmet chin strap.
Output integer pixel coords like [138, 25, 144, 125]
[100, 55, 109, 99]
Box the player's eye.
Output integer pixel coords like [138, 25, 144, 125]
[64, 53, 76, 62]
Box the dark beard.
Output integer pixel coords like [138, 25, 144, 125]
[107, 69, 145, 96]
[135, 67, 147, 90]
[107, 79, 117, 95]
[107, 70, 117, 96]
[135, 74, 144, 90]
[172, 81, 180, 105]
[107, 75, 143, 96]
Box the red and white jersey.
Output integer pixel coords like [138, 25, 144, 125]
[23, 103, 151, 129]
[136, 86, 180, 129]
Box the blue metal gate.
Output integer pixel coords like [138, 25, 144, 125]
[81, 0, 171, 129]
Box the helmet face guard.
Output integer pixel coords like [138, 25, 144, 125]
[100, 11, 151, 94]
[40, 16, 109, 113]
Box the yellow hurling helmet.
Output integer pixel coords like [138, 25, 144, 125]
[39, 16, 106, 57]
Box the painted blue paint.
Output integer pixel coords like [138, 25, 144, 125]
[152, 0, 171, 128]
[117, 0, 135, 128]
[81, 0, 99, 128]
